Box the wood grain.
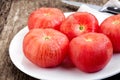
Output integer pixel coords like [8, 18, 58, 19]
[0, 0, 120, 80]
[0, 0, 76, 80]
[0, 1, 40, 80]
[0, 0, 12, 33]
[70, 0, 108, 6]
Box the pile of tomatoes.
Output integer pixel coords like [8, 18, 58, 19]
[23, 7, 120, 73]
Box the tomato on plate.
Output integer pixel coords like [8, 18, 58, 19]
[28, 7, 65, 30]
[60, 12, 99, 40]
[69, 33, 113, 73]
[99, 14, 120, 53]
[23, 29, 69, 67]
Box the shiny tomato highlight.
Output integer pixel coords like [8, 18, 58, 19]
[69, 33, 113, 73]
[100, 14, 120, 53]
[28, 7, 65, 30]
[60, 12, 99, 40]
[23, 29, 69, 67]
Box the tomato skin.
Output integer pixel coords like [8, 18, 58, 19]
[28, 7, 65, 30]
[23, 29, 69, 67]
[69, 33, 113, 73]
[99, 14, 120, 53]
[60, 12, 99, 40]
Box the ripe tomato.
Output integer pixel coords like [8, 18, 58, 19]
[23, 29, 69, 67]
[99, 14, 120, 53]
[60, 12, 99, 40]
[69, 33, 113, 73]
[28, 7, 65, 30]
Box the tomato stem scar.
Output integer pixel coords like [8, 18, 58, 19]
[43, 36, 51, 40]
[79, 25, 85, 32]
[112, 20, 120, 25]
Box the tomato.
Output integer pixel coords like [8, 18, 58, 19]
[23, 29, 69, 67]
[99, 14, 120, 53]
[28, 7, 65, 30]
[60, 12, 99, 40]
[69, 33, 113, 73]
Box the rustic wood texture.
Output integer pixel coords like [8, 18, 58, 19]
[0, 0, 12, 33]
[70, 0, 108, 6]
[0, 0, 120, 80]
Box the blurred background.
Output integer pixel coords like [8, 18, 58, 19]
[0, 0, 108, 33]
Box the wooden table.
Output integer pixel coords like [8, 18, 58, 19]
[0, 0, 120, 80]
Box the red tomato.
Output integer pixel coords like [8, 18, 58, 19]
[69, 33, 113, 73]
[60, 12, 99, 40]
[28, 7, 65, 30]
[23, 29, 69, 67]
[99, 14, 120, 53]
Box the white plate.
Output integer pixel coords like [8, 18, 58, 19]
[9, 12, 120, 80]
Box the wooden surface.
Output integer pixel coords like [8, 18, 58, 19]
[0, 0, 120, 80]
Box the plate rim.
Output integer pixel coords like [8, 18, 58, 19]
[9, 12, 120, 80]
